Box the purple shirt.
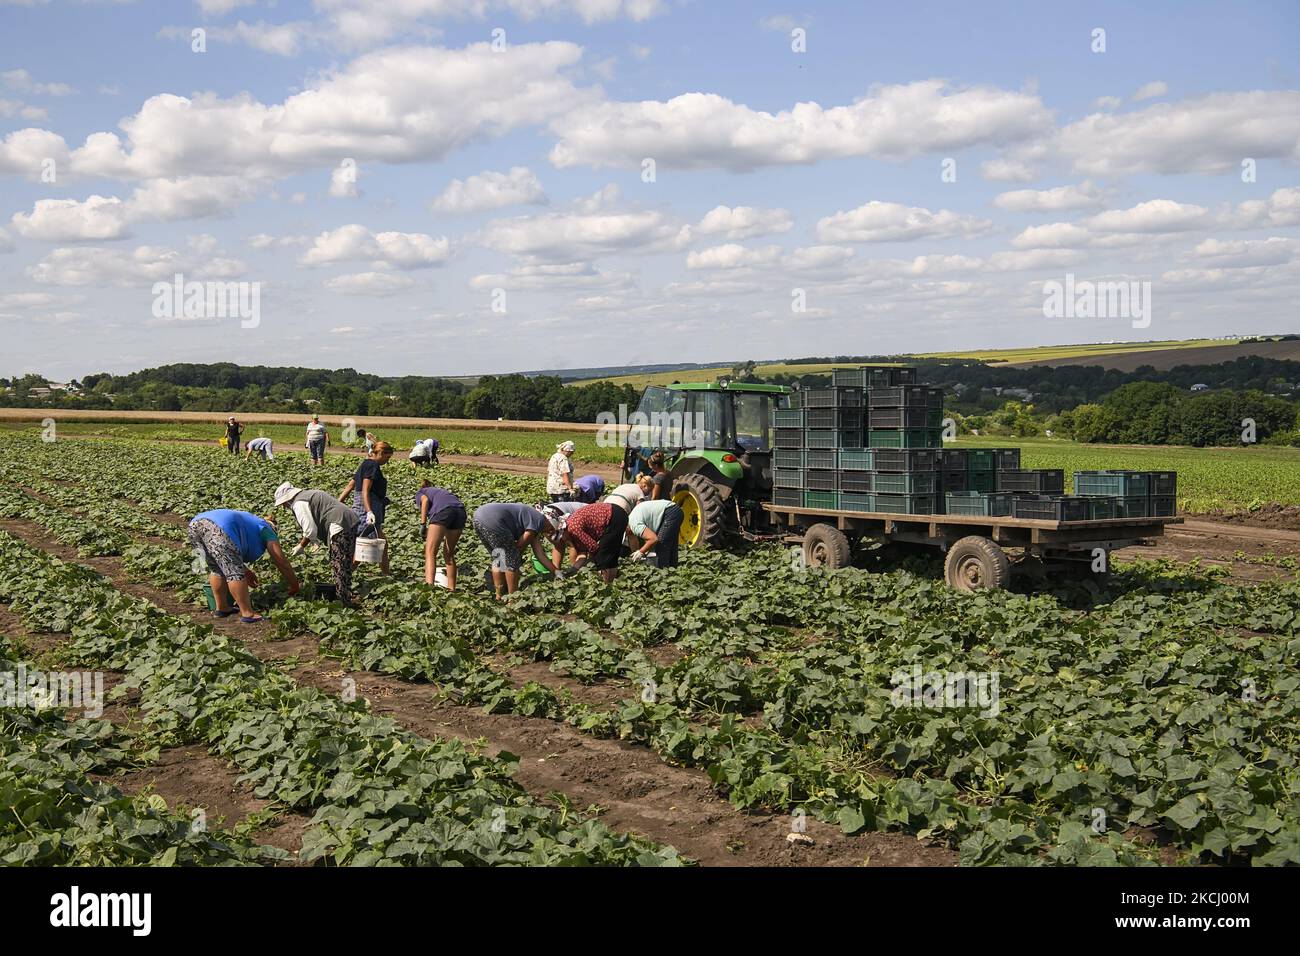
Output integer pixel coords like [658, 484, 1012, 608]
[415, 486, 463, 515]
[573, 475, 606, 503]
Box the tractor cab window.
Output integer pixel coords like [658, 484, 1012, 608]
[629, 386, 688, 449]
[685, 391, 729, 449]
[734, 392, 775, 452]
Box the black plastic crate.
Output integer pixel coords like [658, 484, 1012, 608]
[1087, 496, 1119, 520]
[994, 448, 1021, 470]
[1150, 495, 1177, 517]
[1073, 471, 1150, 497]
[868, 385, 943, 409]
[772, 488, 802, 507]
[1147, 471, 1177, 496]
[996, 469, 1065, 494]
[803, 448, 838, 470]
[1011, 495, 1091, 522]
[871, 449, 938, 472]
[803, 387, 863, 408]
[868, 406, 943, 429]
[868, 427, 944, 449]
[806, 407, 864, 430]
[839, 471, 874, 494]
[837, 448, 875, 470]
[830, 365, 917, 389]
[1116, 496, 1150, 518]
[773, 468, 804, 490]
[940, 448, 970, 470]
[804, 469, 839, 491]
[937, 470, 969, 493]
[804, 428, 863, 449]
[774, 427, 804, 449]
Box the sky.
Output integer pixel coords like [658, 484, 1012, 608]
[0, 0, 1298, 381]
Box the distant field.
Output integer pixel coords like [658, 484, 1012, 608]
[568, 338, 1257, 387]
[8, 419, 1294, 511]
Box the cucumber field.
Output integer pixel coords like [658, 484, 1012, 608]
[2, 432, 1298, 867]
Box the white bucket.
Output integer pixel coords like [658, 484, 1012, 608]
[434, 568, 450, 589]
[354, 537, 387, 564]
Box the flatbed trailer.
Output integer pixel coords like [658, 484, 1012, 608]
[762, 502, 1182, 591]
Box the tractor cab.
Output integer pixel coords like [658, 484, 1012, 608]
[622, 381, 791, 548]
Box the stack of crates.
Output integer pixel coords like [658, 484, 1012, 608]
[772, 386, 865, 509]
[866, 384, 945, 448]
[937, 447, 1019, 513]
[1072, 470, 1178, 518]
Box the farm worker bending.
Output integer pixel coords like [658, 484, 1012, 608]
[471, 502, 562, 598]
[626, 499, 685, 568]
[415, 481, 466, 589]
[605, 474, 652, 514]
[536, 501, 583, 569]
[274, 483, 359, 607]
[409, 438, 440, 467]
[572, 474, 605, 504]
[556, 502, 628, 584]
[363, 430, 377, 453]
[188, 509, 299, 624]
[245, 436, 274, 461]
[224, 417, 244, 454]
[547, 441, 577, 501]
[305, 414, 329, 466]
[338, 441, 393, 574]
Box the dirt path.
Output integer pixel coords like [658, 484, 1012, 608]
[1117, 518, 1300, 582]
[0, 515, 954, 867]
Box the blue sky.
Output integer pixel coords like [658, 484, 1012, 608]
[1, 0, 1297, 379]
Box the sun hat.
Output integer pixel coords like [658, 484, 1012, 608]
[273, 482, 301, 507]
[557, 440, 576, 453]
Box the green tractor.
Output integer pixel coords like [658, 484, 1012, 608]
[621, 381, 791, 549]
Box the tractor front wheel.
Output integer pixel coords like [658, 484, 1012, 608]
[671, 473, 728, 550]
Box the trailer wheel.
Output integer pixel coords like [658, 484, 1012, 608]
[803, 523, 851, 569]
[944, 536, 1010, 592]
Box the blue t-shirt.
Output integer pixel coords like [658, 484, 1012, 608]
[414, 486, 463, 516]
[573, 475, 605, 502]
[194, 510, 278, 562]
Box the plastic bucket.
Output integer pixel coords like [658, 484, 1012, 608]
[530, 555, 553, 578]
[353, 537, 387, 564]
[433, 568, 450, 589]
[202, 584, 217, 612]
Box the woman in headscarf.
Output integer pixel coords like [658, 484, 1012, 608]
[471, 502, 563, 598]
[546, 440, 577, 501]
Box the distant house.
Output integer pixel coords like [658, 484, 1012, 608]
[303, 398, 321, 407]
[28, 386, 52, 398]
[1190, 383, 1209, 392]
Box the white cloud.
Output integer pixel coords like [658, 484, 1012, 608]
[324, 272, 416, 295]
[759, 15, 797, 31]
[27, 243, 245, 286]
[1189, 237, 1297, 268]
[1, 69, 75, 96]
[196, 0, 257, 17]
[247, 233, 309, 249]
[213, 20, 311, 57]
[992, 181, 1105, 212]
[1092, 95, 1122, 111]
[694, 204, 793, 240]
[1232, 187, 1300, 228]
[329, 161, 360, 198]
[300, 224, 452, 269]
[479, 188, 689, 260]
[11, 196, 131, 241]
[815, 201, 991, 243]
[431, 166, 547, 214]
[979, 157, 1037, 182]
[549, 79, 1052, 171]
[0, 98, 46, 120]
[470, 260, 636, 291]
[781, 245, 855, 272]
[1084, 199, 1210, 233]
[1056, 91, 1300, 176]
[1131, 81, 1168, 102]
[127, 176, 260, 221]
[0, 128, 70, 180]
[686, 243, 782, 270]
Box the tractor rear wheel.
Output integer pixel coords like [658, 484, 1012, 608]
[802, 523, 852, 569]
[672, 473, 728, 550]
[944, 536, 1010, 592]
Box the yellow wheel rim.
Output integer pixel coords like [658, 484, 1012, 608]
[673, 489, 702, 547]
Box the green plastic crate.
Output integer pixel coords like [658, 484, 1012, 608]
[802, 490, 840, 510]
[1150, 495, 1177, 517]
[773, 467, 804, 489]
[1073, 471, 1150, 497]
[803, 448, 838, 470]
[772, 488, 802, 507]
[967, 449, 996, 470]
[967, 470, 995, 493]
[837, 448, 875, 470]
[868, 428, 944, 449]
[872, 493, 936, 515]
[839, 492, 876, 513]
[944, 492, 1013, 517]
[773, 449, 804, 470]
[872, 471, 937, 495]
[805, 428, 862, 449]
